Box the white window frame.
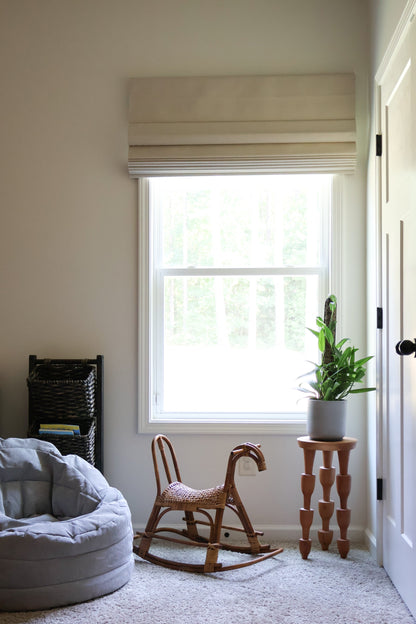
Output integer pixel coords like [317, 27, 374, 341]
[138, 175, 342, 434]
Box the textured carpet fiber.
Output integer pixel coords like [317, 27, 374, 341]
[2, 542, 415, 624]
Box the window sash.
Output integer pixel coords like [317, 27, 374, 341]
[158, 267, 324, 276]
[138, 176, 339, 434]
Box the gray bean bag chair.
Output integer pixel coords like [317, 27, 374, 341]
[0, 437, 133, 611]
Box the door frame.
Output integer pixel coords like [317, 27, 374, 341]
[374, 0, 416, 567]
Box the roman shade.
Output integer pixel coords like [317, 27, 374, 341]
[128, 74, 356, 176]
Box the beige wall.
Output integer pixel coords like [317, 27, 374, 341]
[0, 0, 370, 537]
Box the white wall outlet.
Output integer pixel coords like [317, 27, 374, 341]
[238, 457, 256, 476]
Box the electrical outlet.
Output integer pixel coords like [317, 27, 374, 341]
[238, 457, 256, 476]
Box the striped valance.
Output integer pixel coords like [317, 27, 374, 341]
[128, 74, 356, 176]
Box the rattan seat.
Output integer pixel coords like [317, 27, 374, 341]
[133, 434, 283, 573]
[159, 482, 227, 509]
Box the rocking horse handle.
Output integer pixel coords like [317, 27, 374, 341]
[151, 434, 182, 495]
[228, 443, 267, 478]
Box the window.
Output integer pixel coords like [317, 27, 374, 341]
[139, 174, 338, 433]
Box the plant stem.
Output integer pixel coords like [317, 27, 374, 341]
[323, 295, 336, 366]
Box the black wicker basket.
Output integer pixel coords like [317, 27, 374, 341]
[27, 363, 96, 420]
[28, 418, 96, 465]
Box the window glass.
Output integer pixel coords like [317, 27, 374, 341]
[147, 174, 332, 425]
[161, 176, 324, 268]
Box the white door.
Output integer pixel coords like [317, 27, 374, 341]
[379, 16, 416, 617]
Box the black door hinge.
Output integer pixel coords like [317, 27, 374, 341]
[377, 307, 383, 329]
[377, 478, 383, 501]
[376, 134, 382, 157]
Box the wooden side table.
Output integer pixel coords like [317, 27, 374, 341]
[297, 436, 357, 560]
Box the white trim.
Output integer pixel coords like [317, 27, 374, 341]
[329, 175, 342, 297]
[375, 0, 416, 84]
[372, 0, 416, 570]
[142, 419, 307, 435]
[137, 174, 341, 434]
[159, 267, 324, 277]
[375, 83, 384, 569]
[132, 522, 366, 546]
[374, 84, 384, 565]
[137, 178, 152, 433]
[364, 527, 378, 560]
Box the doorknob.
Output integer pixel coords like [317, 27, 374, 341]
[395, 339, 416, 356]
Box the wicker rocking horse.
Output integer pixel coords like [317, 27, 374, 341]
[133, 434, 283, 573]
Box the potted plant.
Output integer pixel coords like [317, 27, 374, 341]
[298, 294, 375, 440]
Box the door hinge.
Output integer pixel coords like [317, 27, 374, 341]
[377, 478, 383, 501]
[377, 307, 383, 329]
[376, 134, 382, 157]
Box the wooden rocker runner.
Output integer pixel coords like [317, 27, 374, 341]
[133, 434, 283, 573]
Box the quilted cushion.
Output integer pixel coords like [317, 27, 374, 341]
[0, 437, 133, 611]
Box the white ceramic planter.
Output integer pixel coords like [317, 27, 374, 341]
[307, 399, 346, 441]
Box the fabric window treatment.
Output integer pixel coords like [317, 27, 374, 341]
[128, 74, 356, 176]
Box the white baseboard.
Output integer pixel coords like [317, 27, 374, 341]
[364, 527, 377, 560]
[133, 523, 366, 546]
[254, 524, 366, 545]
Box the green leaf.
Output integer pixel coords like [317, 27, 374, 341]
[336, 338, 349, 349]
[322, 325, 334, 345]
[316, 316, 325, 326]
[355, 355, 374, 367]
[318, 330, 326, 352]
[298, 295, 375, 401]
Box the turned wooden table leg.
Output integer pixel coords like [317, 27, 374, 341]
[297, 437, 356, 559]
[299, 448, 316, 559]
[317, 450, 335, 550]
[336, 449, 352, 558]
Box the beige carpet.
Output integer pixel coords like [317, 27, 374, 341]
[1, 542, 415, 624]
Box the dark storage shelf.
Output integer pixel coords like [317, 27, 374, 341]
[28, 355, 104, 473]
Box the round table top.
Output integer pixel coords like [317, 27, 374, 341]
[297, 436, 357, 451]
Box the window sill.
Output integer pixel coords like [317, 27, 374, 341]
[138, 416, 307, 435]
